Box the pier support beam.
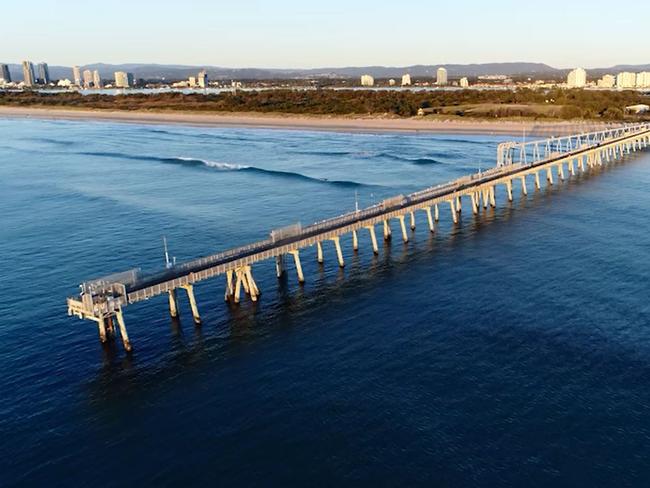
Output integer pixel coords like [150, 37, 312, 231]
[424, 207, 435, 232]
[397, 216, 409, 243]
[434, 204, 440, 222]
[224, 270, 235, 301]
[410, 211, 416, 230]
[97, 317, 107, 344]
[482, 188, 489, 208]
[244, 267, 260, 301]
[558, 163, 565, 181]
[547, 167, 554, 185]
[331, 237, 345, 267]
[456, 196, 462, 213]
[506, 180, 513, 202]
[275, 255, 285, 278]
[290, 250, 305, 283]
[490, 186, 496, 207]
[569, 159, 575, 176]
[470, 193, 478, 215]
[535, 172, 541, 189]
[366, 226, 379, 255]
[115, 309, 132, 353]
[168, 290, 179, 317]
[181, 284, 201, 324]
[383, 220, 392, 240]
[520, 176, 528, 196]
[316, 242, 324, 264]
[352, 230, 359, 251]
[106, 316, 116, 339]
[450, 199, 458, 224]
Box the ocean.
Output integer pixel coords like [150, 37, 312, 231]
[1, 117, 649, 487]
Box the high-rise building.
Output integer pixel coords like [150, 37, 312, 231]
[37, 63, 50, 84]
[436, 67, 448, 86]
[93, 70, 103, 89]
[114, 71, 133, 88]
[567, 68, 587, 88]
[197, 69, 208, 88]
[72, 66, 82, 86]
[616, 72, 637, 89]
[0, 63, 11, 83]
[360, 74, 374, 87]
[188, 76, 197, 87]
[82, 69, 93, 88]
[22, 60, 36, 87]
[401, 74, 412, 86]
[597, 74, 616, 88]
[460, 77, 469, 88]
[636, 72, 650, 88]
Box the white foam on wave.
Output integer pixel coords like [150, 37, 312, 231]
[177, 157, 249, 170]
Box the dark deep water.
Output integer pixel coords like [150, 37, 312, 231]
[1, 118, 650, 487]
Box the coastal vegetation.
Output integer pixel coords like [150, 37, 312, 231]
[0, 89, 648, 121]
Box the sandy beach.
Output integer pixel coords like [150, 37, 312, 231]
[0, 106, 613, 136]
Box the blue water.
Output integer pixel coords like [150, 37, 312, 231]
[1, 117, 650, 487]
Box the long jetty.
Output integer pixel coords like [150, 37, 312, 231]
[67, 124, 650, 352]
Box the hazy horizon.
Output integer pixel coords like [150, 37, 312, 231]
[2, 0, 648, 70]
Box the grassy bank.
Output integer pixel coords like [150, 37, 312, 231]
[1, 89, 648, 121]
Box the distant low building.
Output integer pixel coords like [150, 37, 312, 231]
[459, 77, 469, 88]
[436, 67, 448, 85]
[388, 79, 396, 86]
[360, 74, 374, 87]
[114, 71, 134, 88]
[567, 68, 587, 88]
[617, 72, 637, 89]
[401, 74, 411, 86]
[597, 74, 616, 88]
[57, 79, 73, 87]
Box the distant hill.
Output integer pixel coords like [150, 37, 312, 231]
[3, 62, 650, 82]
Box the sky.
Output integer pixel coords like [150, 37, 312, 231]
[2, 0, 648, 69]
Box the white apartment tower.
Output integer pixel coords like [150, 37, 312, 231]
[567, 68, 587, 88]
[93, 70, 103, 89]
[22, 60, 35, 87]
[636, 72, 650, 88]
[360, 74, 374, 87]
[597, 74, 616, 88]
[114, 71, 133, 88]
[460, 77, 469, 88]
[72, 66, 82, 86]
[198, 69, 208, 88]
[401, 74, 411, 86]
[82, 69, 93, 89]
[617, 72, 637, 89]
[436, 67, 448, 85]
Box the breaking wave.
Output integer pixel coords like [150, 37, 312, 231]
[79, 151, 377, 188]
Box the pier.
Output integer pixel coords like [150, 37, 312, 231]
[67, 124, 650, 352]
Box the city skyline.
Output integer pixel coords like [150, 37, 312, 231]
[2, 0, 649, 69]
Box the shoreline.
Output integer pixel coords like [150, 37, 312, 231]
[0, 106, 615, 136]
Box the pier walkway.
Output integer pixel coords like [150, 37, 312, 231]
[67, 123, 650, 351]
